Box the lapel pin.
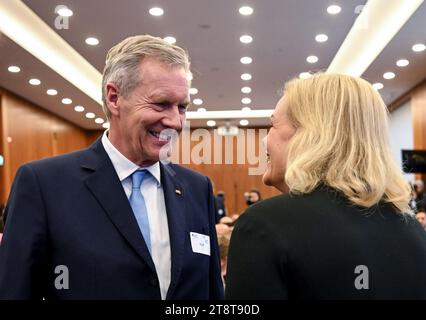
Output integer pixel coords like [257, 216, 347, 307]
[175, 189, 182, 195]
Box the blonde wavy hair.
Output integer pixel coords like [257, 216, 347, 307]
[283, 73, 411, 214]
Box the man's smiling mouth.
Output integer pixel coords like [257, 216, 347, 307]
[148, 130, 172, 141]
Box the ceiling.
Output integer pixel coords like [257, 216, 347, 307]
[0, 0, 425, 130]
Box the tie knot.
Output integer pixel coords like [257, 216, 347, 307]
[131, 170, 148, 189]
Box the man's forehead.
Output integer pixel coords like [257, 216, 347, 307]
[140, 58, 188, 75]
[148, 84, 190, 102]
[141, 69, 189, 85]
[140, 67, 189, 89]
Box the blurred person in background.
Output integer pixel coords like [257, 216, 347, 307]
[215, 191, 227, 223]
[215, 223, 232, 287]
[409, 182, 419, 212]
[416, 211, 426, 231]
[219, 216, 234, 228]
[244, 189, 262, 207]
[0, 204, 4, 243]
[413, 180, 426, 210]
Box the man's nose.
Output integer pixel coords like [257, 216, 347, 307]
[162, 106, 183, 131]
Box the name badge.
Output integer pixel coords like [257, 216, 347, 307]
[190, 232, 210, 256]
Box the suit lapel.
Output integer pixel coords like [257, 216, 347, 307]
[161, 162, 187, 300]
[80, 139, 157, 274]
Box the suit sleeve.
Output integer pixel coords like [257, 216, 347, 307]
[0, 165, 48, 299]
[206, 177, 224, 299]
[225, 209, 289, 299]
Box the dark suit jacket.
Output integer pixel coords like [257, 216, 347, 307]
[226, 186, 426, 299]
[0, 139, 223, 300]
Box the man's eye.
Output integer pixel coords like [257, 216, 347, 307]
[179, 105, 188, 113]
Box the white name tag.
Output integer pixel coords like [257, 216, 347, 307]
[190, 232, 210, 256]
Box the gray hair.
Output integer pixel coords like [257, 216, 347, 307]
[101, 35, 191, 120]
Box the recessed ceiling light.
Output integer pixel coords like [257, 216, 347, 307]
[62, 98, 72, 105]
[241, 73, 252, 81]
[396, 59, 409, 67]
[315, 34, 328, 42]
[306, 55, 319, 63]
[242, 97, 252, 104]
[8, 66, 20, 73]
[240, 35, 253, 44]
[327, 1, 423, 77]
[193, 98, 203, 105]
[383, 72, 395, 80]
[85, 112, 95, 119]
[95, 118, 105, 124]
[299, 72, 312, 79]
[102, 123, 110, 129]
[240, 119, 249, 126]
[56, 6, 73, 17]
[85, 37, 99, 46]
[74, 105, 85, 112]
[242, 107, 251, 112]
[29, 78, 41, 85]
[412, 43, 426, 52]
[239, 6, 254, 16]
[149, 7, 164, 16]
[189, 88, 198, 95]
[47, 89, 58, 96]
[207, 120, 216, 127]
[240, 56, 253, 64]
[372, 82, 384, 90]
[163, 36, 176, 44]
[241, 86, 252, 94]
[327, 5, 341, 15]
[197, 108, 207, 112]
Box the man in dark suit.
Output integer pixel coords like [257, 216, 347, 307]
[0, 35, 223, 300]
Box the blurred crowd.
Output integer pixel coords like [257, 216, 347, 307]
[214, 189, 262, 287]
[410, 180, 426, 230]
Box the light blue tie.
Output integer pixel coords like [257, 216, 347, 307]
[129, 170, 152, 255]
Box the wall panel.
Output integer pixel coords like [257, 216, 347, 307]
[171, 127, 281, 216]
[0, 90, 89, 204]
[411, 81, 426, 181]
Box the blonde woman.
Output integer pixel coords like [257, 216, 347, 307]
[226, 73, 426, 299]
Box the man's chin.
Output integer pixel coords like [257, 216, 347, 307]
[137, 149, 161, 166]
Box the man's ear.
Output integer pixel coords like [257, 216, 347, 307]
[106, 83, 120, 117]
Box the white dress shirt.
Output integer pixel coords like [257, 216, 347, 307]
[101, 131, 171, 300]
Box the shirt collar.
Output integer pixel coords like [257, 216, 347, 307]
[101, 130, 161, 186]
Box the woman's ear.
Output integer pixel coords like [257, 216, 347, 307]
[106, 83, 120, 117]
